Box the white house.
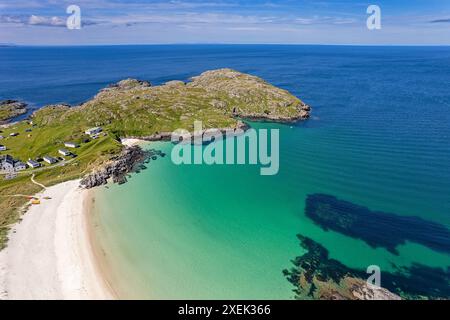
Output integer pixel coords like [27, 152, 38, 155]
[58, 149, 71, 156]
[27, 159, 41, 169]
[43, 156, 58, 164]
[1, 155, 14, 171]
[64, 142, 80, 148]
[14, 161, 27, 171]
[85, 127, 102, 136]
[0, 145, 6, 151]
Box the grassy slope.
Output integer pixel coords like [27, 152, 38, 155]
[0, 69, 308, 249]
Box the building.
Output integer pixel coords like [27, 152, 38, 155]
[27, 159, 41, 169]
[10, 132, 19, 137]
[43, 156, 58, 164]
[64, 142, 80, 148]
[85, 127, 102, 136]
[14, 161, 27, 171]
[0, 145, 6, 151]
[58, 149, 71, 156]
[1, 155, 14, 171]
[1, 155, 27, 172]
[0, 135, 4, 139]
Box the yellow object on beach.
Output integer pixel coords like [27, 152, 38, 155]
[31, 199, 40, 205]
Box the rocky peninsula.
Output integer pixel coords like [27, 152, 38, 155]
[0, 100, 27, 124]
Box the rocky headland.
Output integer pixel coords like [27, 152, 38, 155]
[80, 146, 165, 189]
[0, 100, 27, 124]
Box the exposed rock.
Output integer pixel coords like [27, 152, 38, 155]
[105, 78, 151, 91]
[125, 120, 250, 143]
[188, 68, 311, 121]
[0, 100, 28, 123]
[80, 146, 149, 189]
[164, 80, 185, 87]
[347, 279, 401, 300]
[129, 132, 173, 142]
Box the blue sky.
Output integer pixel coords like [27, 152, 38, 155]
[0, 0, 449, 45]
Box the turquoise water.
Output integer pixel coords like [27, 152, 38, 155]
[92, 120, 450, 299]
[2, 45, 449, 298]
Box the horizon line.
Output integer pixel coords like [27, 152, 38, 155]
[3, 43, 450, 47]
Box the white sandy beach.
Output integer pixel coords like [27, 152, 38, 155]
[121, 138, 144, 147]
[0, 180, 114, 300]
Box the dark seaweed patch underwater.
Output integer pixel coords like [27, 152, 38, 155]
[283, 235, 450, 300]
[305, 194, 450, 255]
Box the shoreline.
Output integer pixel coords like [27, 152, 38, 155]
[0, 180, 114, 300]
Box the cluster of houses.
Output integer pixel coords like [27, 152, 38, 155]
[0, 142, 79, 172]
[1, 155, 26, 172]
[1, 127, 102, 174]
[31, 143, 80, 168]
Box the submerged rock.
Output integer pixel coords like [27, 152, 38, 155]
[304, 194, 450, 255]
[283, 234, 450, 300]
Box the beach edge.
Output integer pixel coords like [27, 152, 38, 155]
[0, 180, 114, 300]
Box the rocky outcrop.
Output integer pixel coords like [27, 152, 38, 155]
[283, 235, 402, 300]
[347, 278, 401, 300]
[0, 100, 27, 123]
[125, 120, 251, 143]
[105, 78, 151, 91]
[234, 103, 311, 122]
[80, 146, 157, 189]
[189, 68, 311, 121]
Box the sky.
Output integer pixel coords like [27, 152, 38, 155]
[0, 0, 449, 45]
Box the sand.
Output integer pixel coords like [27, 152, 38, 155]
[121, 138, 145, 147]
[0, 180, 114, 300]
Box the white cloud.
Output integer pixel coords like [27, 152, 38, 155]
[28, 14, 65, 27]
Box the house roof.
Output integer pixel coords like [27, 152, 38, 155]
[1, 154, 14, 164]
[86, 127, 102, 133]
[27, 159, 40, 166]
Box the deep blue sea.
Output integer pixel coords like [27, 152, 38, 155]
[1, 45, 449, 298]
